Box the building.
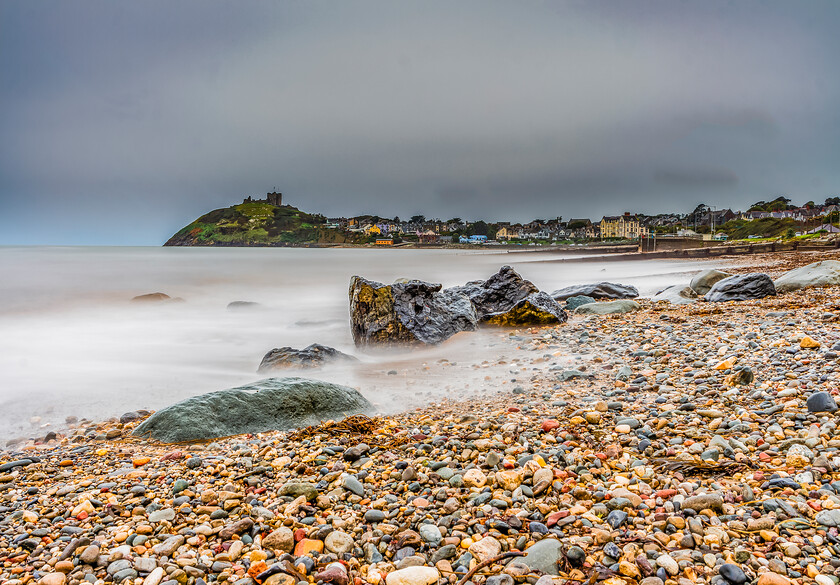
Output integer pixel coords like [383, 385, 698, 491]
[375, 238, 394, 246]
[468, 235, 488, 243]
[243, 191, 282, 206]
[496, 226, 513, 240]
[418, 230, 439, 243]
[600, 213, 647, 239]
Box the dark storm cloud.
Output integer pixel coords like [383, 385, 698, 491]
[1, 0, 839, 243]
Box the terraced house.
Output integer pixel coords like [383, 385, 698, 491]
[600, 212, 647, 239]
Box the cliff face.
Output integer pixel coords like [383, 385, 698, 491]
[164, 202, 364, 246]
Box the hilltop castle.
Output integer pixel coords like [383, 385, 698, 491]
[243, 191, 282, 206]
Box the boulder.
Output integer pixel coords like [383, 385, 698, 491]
[349, 266, 566, 346]
[565, 295, 595, 310]
[349, 277, 478, 346]
[481, 292, 567, 326]
[551, 282, 639, 301]
[689, 269, 732, 295]
[774, 260, 840, 293]
[650, 285, 698, 305]
[574, 300, 640, 315]
[258, 343, 357, 372]
[704, 273, 776, 302]
[133, 377, 373, 442]
[451, 265, 539, 319]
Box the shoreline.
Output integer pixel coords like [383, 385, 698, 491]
[4, 253, 840, 585]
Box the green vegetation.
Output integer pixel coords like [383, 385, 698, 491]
[165, 203, 368, 246]
[717, 217, 800, 240]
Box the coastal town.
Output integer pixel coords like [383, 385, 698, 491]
[232, 193, 840, 247]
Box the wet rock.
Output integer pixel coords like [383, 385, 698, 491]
[133, 377, 373, 442]
[522, 539, 564, 575]
[262, 527, 294, 552]
[650, 285, 698, 305]
[257, 344, 357, 372]
[574, 300, 640, 315]
[719, 563, 748, 585]
[681, 493, 724, 513]
[349, 276, 478, 346]
[690, 269, 732, 295]
[565, 295, 596, 310]
[704, 273, 776, 302]
[774, 260, 840, 292]
[385, 567, 441, 585]
[131, 292, 171, 303]
[551, 282, 639, 301]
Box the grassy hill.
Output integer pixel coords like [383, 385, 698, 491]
[164, 202, 366, 246]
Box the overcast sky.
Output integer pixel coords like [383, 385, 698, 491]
[2, 1, 839, 244]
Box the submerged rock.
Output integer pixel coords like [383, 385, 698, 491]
[258, 343, 357, 372]
[574, 300, 640, 315]
[774, 260, 840, 292]
[131, 292, 171, 303]
[551, 282, 639, 301]
[689, 269, 732, 295]
[227, 301, 262, 311]
[133, 377, 373, 442]
[650, 285, 697, 305]
[704, 273, 776, 302]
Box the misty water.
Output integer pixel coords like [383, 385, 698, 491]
[0, 246, 712, 442]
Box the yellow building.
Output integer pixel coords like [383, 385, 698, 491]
[600, 214, 647, 239]
[364, 224, 381, 235]
[375, 238, 393, 246]
[496, 226, 511, 240]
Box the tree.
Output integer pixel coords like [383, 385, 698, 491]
[471, 220, 488, 236]
[825, 197, 840, 206]
[567, 220, 587, 230]
[748, 201, 767, 212]
[803, 201, 815, 210]
[410, 215, 425, 224]
[447, 217, 462, 224]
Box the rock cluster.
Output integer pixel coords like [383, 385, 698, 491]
[349, 267, 566, 346]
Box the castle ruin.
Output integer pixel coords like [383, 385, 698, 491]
[243, 191, 283, 206]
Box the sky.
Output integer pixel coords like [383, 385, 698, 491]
[1, 1, 840, 245]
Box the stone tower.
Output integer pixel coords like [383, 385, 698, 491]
[267, 192, 282, 206]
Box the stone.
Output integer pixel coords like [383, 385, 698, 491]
[257, 344, 357, 372]
[325, 531, 354, 554]
[816, 509, 840, 527]
[681, 493, 724, 513]
[719, 563, 748, 585]
[786, 444, 813, 467]
[565, 295, 596, 310]
[463, 468, 487, 488]
[152, 535, 184, 556]
[656, 554, 679, 576]
[551, 282, 639, 301]
[385, 567, 440, 585]
[219, 517, 254, 540]
[704, 273, 776, 302]
[227, 301, 262, 311]
[279, 481, 319, 500]
[79, 544, 100, 564]
[148, 508, 176, 522]
[756, 574, 791, 585]
[133, 377, 373, 442]
[419, 524, 442, 545]
[469, 536, 501, 561]
[800, 336, 821, 349]
[454, 266, 566, 324]
[774, 260, 840, 292]
[39, 573, 66, 585]
[522, 539, 564, 575]
[574, 300, 641, 315]
[690, 269, 732, 295]
[262, 527, 294, 552]
[650, 285, 698, 305]
[807, 391, 838, 413]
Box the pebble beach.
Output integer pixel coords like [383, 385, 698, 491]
[7, 252, 840, 585]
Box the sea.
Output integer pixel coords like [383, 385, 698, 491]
[0, 246, 711, 443]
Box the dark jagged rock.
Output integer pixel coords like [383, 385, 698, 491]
[482, 292, 567, 326]
[451, 265, 539, 319]
[258, 343, 357, 372]
[133, 377, 373, 443]
[704, 273, 776, 302]
[349, 266, 566, 346]
[349, 277, 478, 346]
[551, 282, 639, 301]
[807, 391, 838, 413]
